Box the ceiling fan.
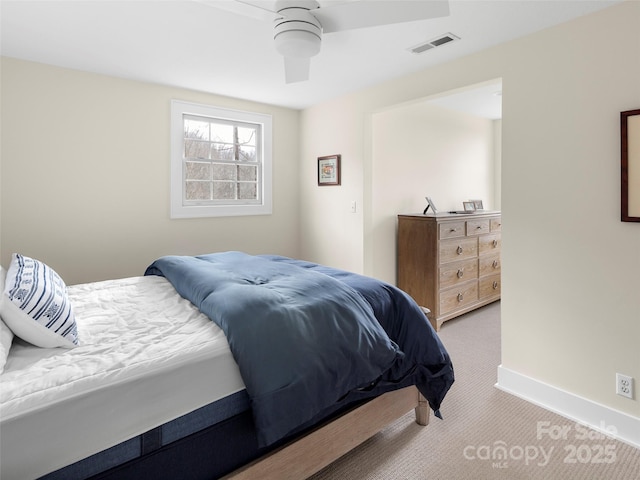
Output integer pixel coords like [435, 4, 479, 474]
[198, 0, 450, 83]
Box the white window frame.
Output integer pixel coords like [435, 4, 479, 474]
[170, 100, 272, 218]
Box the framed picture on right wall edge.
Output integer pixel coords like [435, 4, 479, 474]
[621, 108, 640, 222]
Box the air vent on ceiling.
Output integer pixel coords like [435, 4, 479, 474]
[409, 33, 460, 55]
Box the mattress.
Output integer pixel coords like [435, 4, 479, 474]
[0, 275, 245, 480]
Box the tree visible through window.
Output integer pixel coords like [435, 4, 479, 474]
[170, 100, 272, 218]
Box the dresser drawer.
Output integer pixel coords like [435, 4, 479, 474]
[479, 274, 501, 299]
[439, 237, 478, 264]
[439, 281, 478, 315]
[439, 221, 466, 240]
[466, 219, 490, 236]
[479, 233, 501, 255]
[479, 253, 501, 277]
[490, 218, 502, 232]
[439, 258, 478, 289]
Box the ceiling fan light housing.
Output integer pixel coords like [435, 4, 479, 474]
[273, 2, 322, 59]
[274, 29, 321, 58]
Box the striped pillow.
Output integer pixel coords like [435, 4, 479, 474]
[1, 254, 78, 348]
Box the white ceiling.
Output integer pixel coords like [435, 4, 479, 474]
[0, 0, 622, 112]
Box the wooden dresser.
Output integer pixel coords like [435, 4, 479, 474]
[397, 212, 501, 330]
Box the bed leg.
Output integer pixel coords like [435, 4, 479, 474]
[414, 390, 430, 426]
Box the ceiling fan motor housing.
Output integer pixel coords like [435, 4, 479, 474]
[273, 0, 322, 58]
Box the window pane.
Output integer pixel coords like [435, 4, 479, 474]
[213, 182, 236, 199]
[185, 161, 211, 180]
[210, 123, 234, 144]
[184, 119, 209, 141]
[238, 182, 257, 200]
[211, 144, 235, 161]
[212, 163, 237, 180]
[186, 181, 211, 200]
[238, 146, 256, 162]
[185, 139, 210, 159]
[237, 126, 257, 146]
[238, 165, 256, 181]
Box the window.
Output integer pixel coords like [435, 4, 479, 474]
[171, 100, 272, 218]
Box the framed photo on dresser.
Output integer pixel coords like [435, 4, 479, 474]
[463, 201, 476, 212]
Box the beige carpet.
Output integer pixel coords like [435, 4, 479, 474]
[309, 302, 640, 480]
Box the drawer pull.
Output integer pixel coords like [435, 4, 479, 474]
[493, 281, 499, 289]
[450, 228, 457, 232]
[476, 225, 483, 230]
[492, 239, 498, 247]
[457, 293, 464, 302]
[456, 246, 463, 255]
[457, 269, 464, 278]
[492, 260, 499, 268]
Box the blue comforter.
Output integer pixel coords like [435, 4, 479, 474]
[145, 252, 453, 446]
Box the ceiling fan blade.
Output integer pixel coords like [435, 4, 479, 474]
[284, 56, 310, 83]
[196, 0, 282, 22]
[314, 0, 450, 34]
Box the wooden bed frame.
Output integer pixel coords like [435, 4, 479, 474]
[225, 386, 429, 479]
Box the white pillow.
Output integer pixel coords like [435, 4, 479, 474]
[0, 267, 15, 372]
[1, 254, 78, 348]
[0, 319, 13, 373]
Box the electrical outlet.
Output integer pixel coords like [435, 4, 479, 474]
[616, 373, 634, 399]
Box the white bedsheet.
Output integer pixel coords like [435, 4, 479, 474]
[0, 275, 245, 479]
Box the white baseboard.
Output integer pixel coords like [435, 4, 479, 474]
[496, 365, 640, 449]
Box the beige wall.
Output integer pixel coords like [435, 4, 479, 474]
[298, 97, 367, 273]
[371, 101, 498, 284]
[499, 2, 639, 418]
[299, 97, 500, 282]
[300, 0, 640, 422]
[0, 58, 301, 284]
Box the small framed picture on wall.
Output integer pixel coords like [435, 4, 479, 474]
[318, 154, 341, 186]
